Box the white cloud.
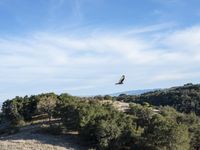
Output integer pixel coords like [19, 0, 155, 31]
[149, 72, 200, 82]
[164, 26, 200, 52]
[1, 25, 200, 99]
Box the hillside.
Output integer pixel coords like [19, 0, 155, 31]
[1, 84, 200, 150]
[0, 100, 131, 150]
[117, 83, 200, 116]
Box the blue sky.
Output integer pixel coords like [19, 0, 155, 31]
[0, 0, 200, 101]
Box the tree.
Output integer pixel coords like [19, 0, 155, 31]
[60, 103, 80, 131]
[37, 93, 58, 123]
[21, 95, 38, 121]
[129, 84, 200, 116]
[142, 114, 190, 150]
[128, 104, 154, 129]
[104, 95, 112, 100]
[54, 93, 80, 130]
[190, 125, 200, 150]
[94, 95, 104, 100]
[2, 97, 24, 125]
[95, 111, 138, 149]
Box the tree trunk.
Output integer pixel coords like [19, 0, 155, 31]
[48, 113, 52, 127]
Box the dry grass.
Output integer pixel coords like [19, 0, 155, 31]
[0, 120, 87, 150]
[99, 100, 130, 112]
[0, 140, 70, 150]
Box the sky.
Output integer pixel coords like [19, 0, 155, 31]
[0, 0, 200, 101]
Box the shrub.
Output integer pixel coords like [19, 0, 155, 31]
[142, 114, 190, 150]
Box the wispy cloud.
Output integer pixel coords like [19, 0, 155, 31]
[0, 24, 200, 99]
[73, 0, 83, 19]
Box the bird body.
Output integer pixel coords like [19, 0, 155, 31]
[115, 75, 125, 85]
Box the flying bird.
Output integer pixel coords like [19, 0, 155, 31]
[115, 75, 125, 85]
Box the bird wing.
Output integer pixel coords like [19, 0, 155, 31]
[119, 75, 125, 83]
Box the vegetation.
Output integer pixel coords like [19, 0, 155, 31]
[1, 83, 200, 149]
[36, 93, 58, 123]
[117, 83, 200, 116]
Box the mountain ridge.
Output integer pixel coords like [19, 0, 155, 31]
[109, 88, 158, 96]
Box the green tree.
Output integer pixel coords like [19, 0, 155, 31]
[190, 125, 200, 150]
[95, 111, 138, 149]
[2, 97, 24, 125]
[128, 104, 154, 129]
[54, 93, 80, 130]
[104, 95, 112, 100]
[142, 114, 190, 150]
[37, 93, 58, 123]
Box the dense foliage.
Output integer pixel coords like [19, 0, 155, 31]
[54, 95, 200, 150]
[2, 96, 37, 124]
[118, 83, 200, 116]
[1, 83, 200, 149]
[1, 93, 58, 125]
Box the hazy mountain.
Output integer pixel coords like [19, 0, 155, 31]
[110, 89, 157, 96]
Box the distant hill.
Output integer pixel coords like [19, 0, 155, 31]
[126, 83, 200, 116]
[110, 89, 157, 96]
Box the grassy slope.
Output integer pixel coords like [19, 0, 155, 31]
[0, 119, 87, 150]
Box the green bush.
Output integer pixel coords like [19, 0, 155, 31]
[189, 125, 200, 150]
[79, 107, 138, 150]
[141, 114, 190, 150]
